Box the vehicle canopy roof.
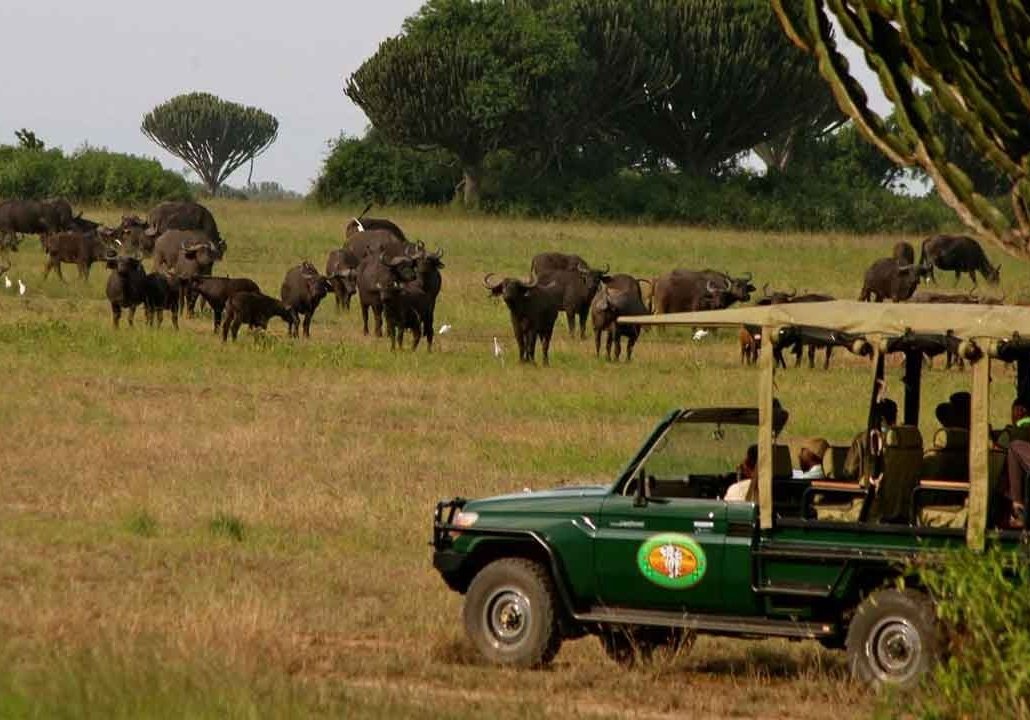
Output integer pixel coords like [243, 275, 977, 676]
[621, 300, 1030, 346]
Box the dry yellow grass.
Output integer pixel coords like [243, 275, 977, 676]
[1, 201, 1023, 717]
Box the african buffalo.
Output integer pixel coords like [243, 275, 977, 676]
[920, 235, 1000, 286]
[893, 241, 916, 265]
[375, 281, 432, 351]
[189, 276, 262, 331]
[146, 201, 223, 252]
[142, 272, 181, 330]
[341, 229, 419, 269]
[530, 253, 609, 338]
[859, 257, 929, 302]
[325, 249, 359, 310]
[281, 262, 333, 338]
[409, 248, 444, 350]
[356, 253, 419, 336]
[42, 231, 113, 281]
[345, 207, 409, 245]
[0, 198, 74, 253]
[485, 274, 563, 366]
[591, 274, 649, 361]
[221, 292, 295, 341]
[652, 269, 754, 314]
[105, 256, 148, 328]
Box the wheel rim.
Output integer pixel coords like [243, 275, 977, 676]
[483, 586, 531, 650]
[866, 617, 923, 684]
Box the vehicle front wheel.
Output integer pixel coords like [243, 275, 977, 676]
[846, 589, 940, 689]
[463, 558, 562, 667]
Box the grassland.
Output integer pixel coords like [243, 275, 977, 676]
[0, 201, 1025, 718]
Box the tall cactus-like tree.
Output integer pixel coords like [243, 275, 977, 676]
[141, 93, 279, 195]
[771, 1, 1030, 258]
[345, 0, 673, 206]
[612, 0, 842, 177]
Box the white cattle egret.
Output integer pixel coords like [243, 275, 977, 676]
[692, 329, 709, 342]
[493, 337, 503, 358]
[3, 276, 10, 289]
[18, 279, 26, 296]
[439, 324, 452, 335]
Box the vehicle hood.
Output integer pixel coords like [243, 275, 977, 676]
[464, 485, 608, 514]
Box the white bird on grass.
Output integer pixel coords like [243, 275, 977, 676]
[692, 329, 710, 342]
[3, 276, 11, 289]
[439, 324, 452, 335]
[493, 336, 504, 358]
[18, 279, 26, 296]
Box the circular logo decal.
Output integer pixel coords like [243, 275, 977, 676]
[636, 533, 707, 589]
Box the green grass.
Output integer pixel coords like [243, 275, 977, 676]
[0, 200, 1023, 718]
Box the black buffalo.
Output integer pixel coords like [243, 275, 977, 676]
[325, 249, 360, 310]
[104, 256, 148, 328]
[590, 274, 649, 361]
[146, 201, 223, 253]
[859, 257, 929, 302]
[652, 269, 754, 314]
[341, 229, 419, 269]
[189, 276, 262, 331]
[919, 234, 1000, 286]
[485, 274, 563, 366]
[530, 253, 609, 338]
[281, 262, 333, 338]
[356, 253, 419, 336]
[42, 231, 113, 281]
[142, 272, 181, 330]
[221, 292, 296, 341]
[0, 198, 74, 252]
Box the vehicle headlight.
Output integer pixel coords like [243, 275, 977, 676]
[453, 511, 479, 529]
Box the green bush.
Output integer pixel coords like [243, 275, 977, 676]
[312, 133, 460, 207]
[905, 548, 1030, 719]
[0, 145, 189, 205]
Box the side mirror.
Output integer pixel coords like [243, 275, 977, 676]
[633, 466, 648, 508]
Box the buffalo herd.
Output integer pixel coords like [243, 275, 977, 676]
[0, 196, 1012, 368]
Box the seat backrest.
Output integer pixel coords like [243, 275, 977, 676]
[773, 445, 793, 479]
[922, 428, 970, 480]
[874, 426, 924, 523]
[823, 446, 850, 480]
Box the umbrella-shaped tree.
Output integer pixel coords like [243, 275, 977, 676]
[142, 92, 279, 195]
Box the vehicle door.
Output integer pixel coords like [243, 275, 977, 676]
[594, 419, 752, 612]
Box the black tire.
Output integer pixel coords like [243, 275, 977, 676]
[846, 589, 940, 689]
[463, 558, 562, 667]
[599, 627, 695, 667]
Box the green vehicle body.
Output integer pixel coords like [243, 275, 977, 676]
[433, 407, 1018, 658]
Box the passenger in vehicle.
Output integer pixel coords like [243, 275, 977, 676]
[842, 399, 898, 482]
[949, 392, 971, 429]
[1000, 398, 1030, 528]
[724, 445, 757, 502]
[793, 438, 828, 480]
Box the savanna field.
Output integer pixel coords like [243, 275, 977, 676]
[3, 201, 1028, 719]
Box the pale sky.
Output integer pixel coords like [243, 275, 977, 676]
[0, 1, 888, 193]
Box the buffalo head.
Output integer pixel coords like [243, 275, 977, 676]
[106, 256, 142, 275]
[382, 253, 417, 282]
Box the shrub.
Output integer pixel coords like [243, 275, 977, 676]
[905, 548, 1030, 719]
[312, 133, 460, 207]
[0, 145, 189, 205]
[209, 512, 245, 542]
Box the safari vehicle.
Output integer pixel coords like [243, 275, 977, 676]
[432, 302, 1030, 688]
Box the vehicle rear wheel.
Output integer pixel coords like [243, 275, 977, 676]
[846, 589, 940, 689]
[463, 558, 562, 667]
[599, 627, 695, 667]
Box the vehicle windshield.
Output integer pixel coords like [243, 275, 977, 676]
[626, 420, 756, 501]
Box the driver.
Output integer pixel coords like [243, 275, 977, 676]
[724, 445, 757, 502]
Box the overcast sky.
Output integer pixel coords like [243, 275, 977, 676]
[1, 1, 888, 193]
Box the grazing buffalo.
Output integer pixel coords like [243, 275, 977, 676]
[146, 201, 223, 253]
[281, 262, 333, 338]
[530, 253, 609, 338]
[652, 270, 754, 314]
[104, 256, 148, 328]
[356, 253, 419, 336]
[859, 257, 929, 302]
[375, 281, 431, 351]
[189, 276, 262, 331]
[919, 235, 1000, 286]
[142, 272, 181, 330]
[42, 231, 113, 280]
[221, 292, 295, 341]
[591, 274, 649, 362]
[325, 249, 359, 310]
[485, 274, 563, 366]
[0, 198, 74, 252]
[341, 229, 419, 269]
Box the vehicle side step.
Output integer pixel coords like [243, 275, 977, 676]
[576, 607, 836, 639]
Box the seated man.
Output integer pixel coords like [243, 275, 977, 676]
[793, 438, 829, 480]
[841, 399, 898, 483]
[1000, 398, 1030, 529]
[724, 444, 757, 502]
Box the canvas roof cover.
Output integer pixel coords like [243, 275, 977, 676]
[620, 301, 1030, 340]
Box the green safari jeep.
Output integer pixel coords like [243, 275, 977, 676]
[432, 302, 1030, 688]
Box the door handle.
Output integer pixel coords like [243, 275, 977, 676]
[609, 520, 645, 529]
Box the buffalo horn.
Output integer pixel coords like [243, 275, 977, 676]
[483, 273, 503, 291]
[706, 280, 718, 294]
[788, 287, 797, 298]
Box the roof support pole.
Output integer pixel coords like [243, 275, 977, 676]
[758, 325, 777, 530]
[967, 354, 990, 551]
[903, 350, 922, 426]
